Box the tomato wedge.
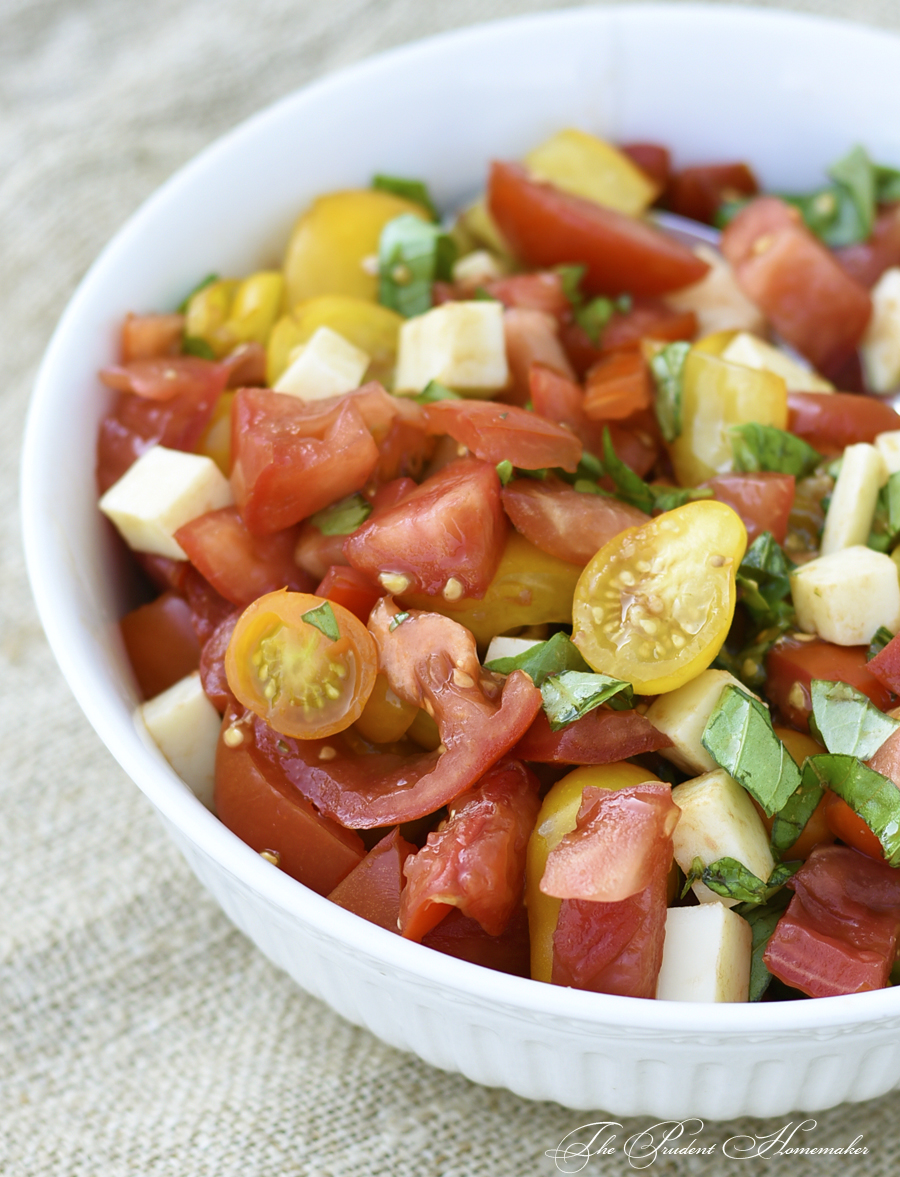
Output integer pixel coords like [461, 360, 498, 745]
[788, 391, 900, 453]
[513, 707, 671, 764]
[120, 591, 200, 700]
[423, 399, 583, 472]
[487, 161, 709, 297]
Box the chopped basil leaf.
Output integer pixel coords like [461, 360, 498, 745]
[599, 428, 711, 513]
[308, 493, 372, 536]
[868, 471, 900, 554]
[414, 379, 462, 404]
[770, 774, 824, 857]
[378, 214, 456, 317]
[713, 620, 793, 692]
[736, 889, 793, 1002]
[683, 856, 800, 906]
[868, 626, 895, 661]
[389, 611, 410, 632]
[484, 631, 591, 687]
[555, 264, 630, 345]
[302, 601, 340, 642]
[810, 678, 900, 760]
[540, 670, 634, 731]
[175, 272, 219, 314]
[472, 286, 499, 301]
[652, 485, 713, 513]
[827, 144, 876, 241]
[649, 341, 690, 443]
[735, 532, 796, 629]
[802, 753, 900, 866]
[730, 423, 821, 478]
[573, 478, 616, 498]
[371, 173, 439, 221]
[575, 297, 615, 345]
[520, 466, 550, 481]
[496, 459, 514, 485]
[556, 263, 587, 307]
[875, 162, 900, 203]
[181, 335, 217, 360]
[702, 684, 801, 816]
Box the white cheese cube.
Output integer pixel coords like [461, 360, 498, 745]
[273, 325, 369, 400]
[861, 267, 900, 393]
[670, 769, 775, 908]
[394, 301, 509, 395]
[720, 331, 834, 392]
[138, 671, 221, 810]
[452, 249, 506, 289]
[820, 443, 888, 556]
[646, 669, 754, 775]
[664, 246, 767, 338]
[483, 636, 542, 666]
[99, 445, 233, 560]
[875, 429, 900, 475]
[791, 545, 900, 646]
[656, 903, 751, 1002]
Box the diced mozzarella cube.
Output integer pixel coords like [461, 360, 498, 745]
[820, 443, 888, 556]
[720, 331, 834, 392]
[138, 671, 221, 810]
[394, 301, 508, 395]
[656, 903, 751, 1002]
[645, 669, 754, 775]
[875, 429, 900, 475]
[664, 246, 767, 338]
[670, 769, 775, 908]
[273, 325, 369, 400]
[483, 636, 542, 665]
[99, 445, 233, 559]
[452, 249, 506, 289]
[791, 545, 900, 646]
[861, 267, 900, 393]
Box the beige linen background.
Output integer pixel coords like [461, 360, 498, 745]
[6, 0, 900, 1173]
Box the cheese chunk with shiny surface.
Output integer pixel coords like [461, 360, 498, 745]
[791, 546, 900, 646]
[861, 266, 900, 393]
[656, 903, 751, 1002]
[670, 769, 775, 908]
[875, 429, 900, 476]
[820, 443, 887, 556]
[645, 669, 752, 775]
[273, 325, 369, 400]
[394, 301, 508, 395]
[138, 671, 220, 810]
[99, 445, 233, 559]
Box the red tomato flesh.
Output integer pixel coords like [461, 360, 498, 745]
[766, 635, 895, 731]
[421, 905, 531, 977]
[702, 472, 795, 545]
[315, 565, 381, 623]
[423, 399, 583, 473]
[513, 707, 672, 765]
[120, 313, 185, 362]
[120, 591, 200, 700]
[327, 827, 417, 932]
[665, 161, 758, 226]
[788, 392, 900, 453]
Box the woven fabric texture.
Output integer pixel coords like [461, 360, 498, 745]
[5, 0, 900, 1173]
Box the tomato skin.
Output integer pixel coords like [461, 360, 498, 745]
[421, 905, 531, 977]
[174, 506, 313, 608]
[225, 590, 377, 740]
[720, 196, 871, 375]
[787, 391, 900, 453]
[500, 476, 648, 566]
[183, 565, 236, 646]
[583, 350, 652, 421]
[835, 205, 900, 288]
[99, 356, 227, 401]
[665, 162, 758, 226]
[822, 792, 884, 861]
[214, 704, 365, 894]
[199, 610, 240, 713]
[399, 758, 541, 941]
[327, 827, 417, 931]
[120, 591, 200, 700]
[702, 472, 795, 545]
[765, 635, 895, 731]
[120, 312, 184, 362]
[513, 706, 671, 764]
[230, 389, 380, 535]
[315, 565, 381, 623]
[344, 458, 508, 600]
[423, 399, 583, 473]
[487, 161, 709, 297]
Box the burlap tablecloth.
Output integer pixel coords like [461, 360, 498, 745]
[7, 1, 900, 1172]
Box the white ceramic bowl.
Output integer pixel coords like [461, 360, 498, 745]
[22, 3, 900, 1119]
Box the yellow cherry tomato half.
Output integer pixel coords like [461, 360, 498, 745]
[225, 590, 377, 739]
[571, 500, 747, 696]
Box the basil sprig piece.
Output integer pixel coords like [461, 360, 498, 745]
[181, 335, 217, 360]
[414, 379, 461, 405]
[868, 626, 895, 661]
[649, 340, 690, 443]
[802, 754, 900, 866]
[702, 685, 801, 816]
[735, 532, 796, 629]
[308, 492, 372, 537]
[302, 601, 340, 642]
[484, 632, 591, 686]
[540, 671, 634, 731]
[597, 428, 712, 514]
[730, 423, 821, 478]
[555, 263, 631, 344]
[378, 214, 456, 317]
[867, 471, 900, 553]
[770, 774, 825, 857]
[371, 174, 439, 221]
[175, 271, 219, 313]
[682, 856, 800, 906]
[736, 890, 793, 1002]
[810, 679, 900, 761]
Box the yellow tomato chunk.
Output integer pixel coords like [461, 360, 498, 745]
[571, 501, 747, 696]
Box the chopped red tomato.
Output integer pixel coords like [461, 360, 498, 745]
[199, 611, 240, 713]
[294, 523, 350, 581]
[835, 205, 900, 288]
[763, 844, 900, 997]
[583, 351, 653, 421]
[421, 905, 531, 977]
[99, 356, 228, 401]
[327, 827, 417, 932]
[484, 271, 570, 318]
[822, 792, 884, 862]
[721, 196, 871, 376]
[788, 392, 900, 453]
[560, 300, 697, 378]
[766, 635, 895, 731]
[182, 565, 238, 646]
[174, 506, 313, 608]
[702, 472, 795, 545]
[488, 161, 708, 297]
[120, 313, 184, 362]
[399, 758, 541, 941]
[666, 162, 758, 226]
[344, 458, 507, 600]
[315, 565, 381, 623]
[865, 633, 900, 695]
[374, 413, 435, 483]
[619, 142, 671, 189]
[423, 399, 583, 472]
[500, 476, 648, 566]
[504, 308, 575, 405]
[120, 591, 200, 699]
[514, 707, 671, 764]
[214, 703, 365, 894]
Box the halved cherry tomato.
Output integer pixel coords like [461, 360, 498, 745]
[423, 399, 583, 473]
[702, 472, 795, 545]
[120, 591, 200, 699]
[765, 635, 895, 731]
[572, 500, 747, 694]
[487, 161, 709, 297]
[787, 391, 900, 454]
[225, 590, 377, 739]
